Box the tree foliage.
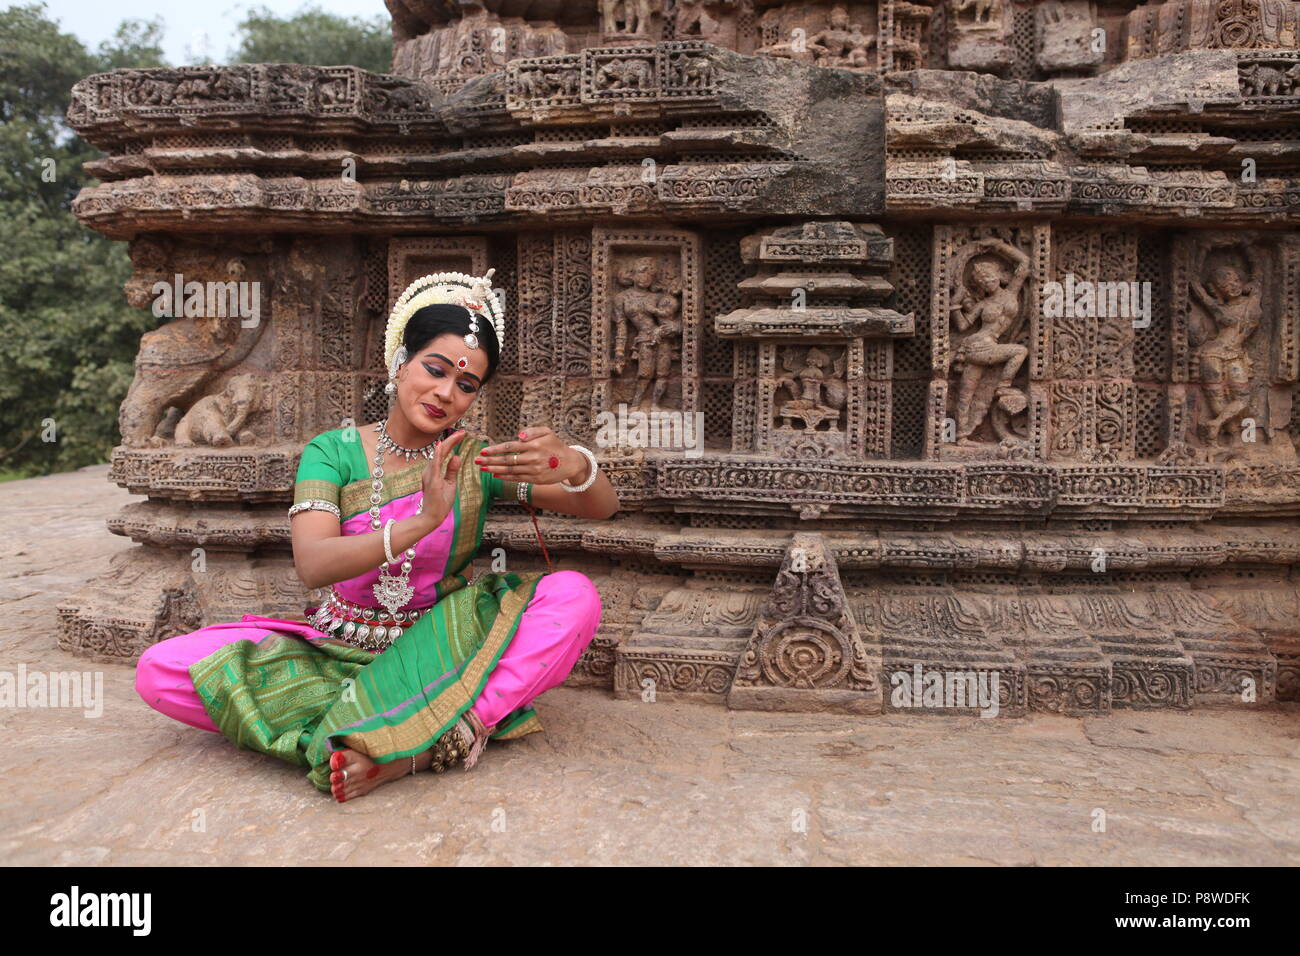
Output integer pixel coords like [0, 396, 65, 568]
[0, 4, 166, 477]
[0, 3, 391, 478]
[229, 4, 392, 73]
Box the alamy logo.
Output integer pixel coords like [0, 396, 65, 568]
[889, 663, 1000, 717]
[50, 886, 151, 936]
[594, 403, 705, 458]
[1041, 274, 1152, 327]
[0, 664, 103, 717]
[152, 273, 261, 327]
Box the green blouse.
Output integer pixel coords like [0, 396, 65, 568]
[293, 427, 530, 524]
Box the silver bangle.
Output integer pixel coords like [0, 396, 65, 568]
[517, 481, 532, 505]
[559, 445, 599, 493]
[288, 499, 340, 519]
[383, 518, 399, 565]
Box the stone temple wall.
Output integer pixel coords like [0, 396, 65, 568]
[59, 0, 1300, 717]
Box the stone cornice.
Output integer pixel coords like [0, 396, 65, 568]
[66, 45, 886, 237]
[100, 495, 1300, 569]
[651, 456, 1230, 518]
[109, 443, 1300, 519]
[480, 517, 1300, 571]
[886, 160, 1298, 223]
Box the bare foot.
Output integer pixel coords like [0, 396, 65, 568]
[328, 748, 428, 803]
[326, 715, 485, 802]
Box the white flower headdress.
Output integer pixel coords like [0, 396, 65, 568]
[384, 269, 504, 391]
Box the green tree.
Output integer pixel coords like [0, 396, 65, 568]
[0, 3, 166, 478]
[230, 3, 392, 72]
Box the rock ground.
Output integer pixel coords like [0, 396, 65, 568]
[1, 465, 1297, 865]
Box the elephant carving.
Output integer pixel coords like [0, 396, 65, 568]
[171, 373, 264, 448]
[1239, 62, 1300, 97]
[118, 297, 266, 448]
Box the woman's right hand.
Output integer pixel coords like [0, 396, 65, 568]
[419, 430, 467, 532]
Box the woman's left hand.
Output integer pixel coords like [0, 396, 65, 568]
[476, 426, 588, 486]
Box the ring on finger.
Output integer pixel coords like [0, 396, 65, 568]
[341, 769, 349, 784]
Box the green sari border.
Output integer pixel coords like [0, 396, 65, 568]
[328, 430, 489, 524]
[327, 569, 546, 763]
[494, 710, 542, 739]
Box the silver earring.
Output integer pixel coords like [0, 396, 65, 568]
[385, 346, 408, 395]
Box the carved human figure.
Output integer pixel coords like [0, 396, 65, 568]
[953, 0, 1000, 26]
[949, 238, 1030, 444]
[318, 77, 349, 106]
[808, 5, 855, 64]
[1189, 255, 1263, 444]
[611, 256, 681, 409]
[677, 0, 747, 40]
[130, 76, 176, 106]
[603, 0, 653, 35]
[602, 0, 624, 33]
[676, 0, 710, 36]
[212, 72, 250, 101]
[777, 347, 845, 430]
[173, 373, 262, 447]
[1038, 0, 1082, 24]
[630, 0, 655, 35]
[844, 23, 876, 67]
[172, 76, 215, 104]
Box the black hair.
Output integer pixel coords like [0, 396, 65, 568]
[401, 302, 500, 384]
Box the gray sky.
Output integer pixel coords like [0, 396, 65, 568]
[44, 0, 387, 66]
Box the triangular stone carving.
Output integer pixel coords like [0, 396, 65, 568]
[727, 533, 881, 713]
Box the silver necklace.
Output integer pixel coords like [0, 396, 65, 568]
[375, 419, 444, 461]
[369, 421, 449, 615]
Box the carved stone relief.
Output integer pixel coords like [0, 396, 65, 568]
[592, 226, 701, 427]
[929, 225, 1046, 460]
[729, 533, 881, 712]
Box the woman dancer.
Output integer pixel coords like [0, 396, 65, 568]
[135, 270, 619, 801]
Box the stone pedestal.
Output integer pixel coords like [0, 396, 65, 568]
[728, 533, 882, 713]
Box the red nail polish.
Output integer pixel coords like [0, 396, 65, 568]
[518, 431, 526, 440]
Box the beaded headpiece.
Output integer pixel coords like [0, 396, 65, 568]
[383, 269, 504, 384]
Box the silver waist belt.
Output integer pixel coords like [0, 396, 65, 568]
[308, 588, 432, 652]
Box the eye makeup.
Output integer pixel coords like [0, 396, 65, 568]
[422, 357, 479, 394]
